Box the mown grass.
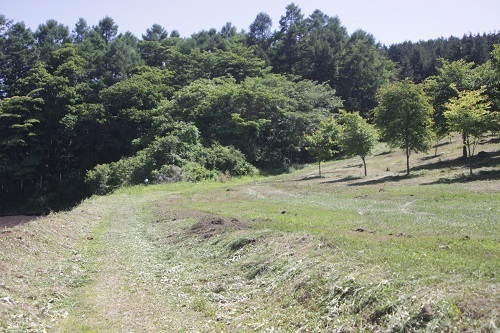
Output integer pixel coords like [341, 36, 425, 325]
[0, 135, 498, 332]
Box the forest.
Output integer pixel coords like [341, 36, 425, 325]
[1, 3, 499, 214]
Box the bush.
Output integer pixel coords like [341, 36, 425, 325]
[85, 164, 112, 195]
[181, 161, 219, 182]
[194, 144, 258, 177]
[85, 133, 258, 195]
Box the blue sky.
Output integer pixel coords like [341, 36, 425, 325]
[3, 0, 499, 45]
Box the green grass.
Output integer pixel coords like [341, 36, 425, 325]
[1, 135, 499, 332]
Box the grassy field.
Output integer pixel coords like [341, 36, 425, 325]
[1, 135, 499, 332]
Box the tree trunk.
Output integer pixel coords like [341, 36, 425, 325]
[318, 160, 322, 178]
[406, 143, 410, 176]
[361, 156, 367, 177]
[462, 133, 468, 158]
[466, 138, 473, 176]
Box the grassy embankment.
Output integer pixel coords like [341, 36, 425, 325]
[0, 135, 499, 332]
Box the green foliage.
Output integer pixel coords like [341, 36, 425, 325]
[336, 30, 394, 112]
[100, 67, 174, 111]
[85, 122, 257, 194]
[338, 111, 378, 176]
[424, 59, 478, 138]
[374, 80, 434, 175]
[479, 44, 500, 111]
[95, 16, 118, 44]
[193, 144, 258, 177]
[444, 86, 497, 174]
[85, 163, 113, 195]
[34, 19, 71, 61]
[270, 5, 394, 114]
[305, 117, 340, 177]
[1, 10, 498, 212]
[0, 21, 38, 96]
[271, 3, 307, 74]
[247, 12, 273, 52]
[169, 74, 342, 171]
[0, 95, 43, 182]
[388, 33, 500, 82]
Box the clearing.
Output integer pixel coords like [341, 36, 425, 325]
[1, 135, 499, 332]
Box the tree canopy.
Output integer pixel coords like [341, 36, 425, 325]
[444, 86, 498, 175]
[374, 80, 434, 175]
[0, 5, 498, 214]
[338, 111, 378, 176]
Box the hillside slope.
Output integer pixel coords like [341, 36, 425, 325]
[1, 135, 499, 332]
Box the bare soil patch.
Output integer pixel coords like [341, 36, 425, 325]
[189, 216, 248, 239]
[0, 215, 39, 229]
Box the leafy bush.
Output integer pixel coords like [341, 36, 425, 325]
[85, 164, 112, 195]
[85, 131, 257, 194]
[181, 161, 219, 182]
[193, 144, 258, 177]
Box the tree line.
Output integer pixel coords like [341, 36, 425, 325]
[388, 33, 500, 82]
[0, 3, 499, 214]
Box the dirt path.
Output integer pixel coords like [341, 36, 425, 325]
[55, 193, 210, 332]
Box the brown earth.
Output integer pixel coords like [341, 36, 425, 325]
[0, 215, 39, 229]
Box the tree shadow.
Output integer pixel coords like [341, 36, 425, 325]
[423, 169, 500, 185]
[482, 137, 500, 144]
[413, 150, 500, 172]
[348, 174, 414, 186]
[433, 140, 453, 148]
[343, 163, 363, 169]
[375, 151, 392, 156]
[419, 154, 443, 161]
[321, 175, 363, 184]
[295, 175, 324, 181]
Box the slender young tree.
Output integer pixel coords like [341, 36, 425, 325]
[444, 86, 497, 175]
[424, 59, 477, 156]
[305, 117, 340, 177]
[338, 111, 378, 176]
[374, 80, 434, 175]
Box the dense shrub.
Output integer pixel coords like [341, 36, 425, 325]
[85, 132, 257, 194]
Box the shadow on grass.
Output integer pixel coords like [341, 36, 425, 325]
[343, 163, 363, 169]
[296, 175, 324, 181]
[482, 137, 500, 144]
[321, 175, 363, 184]
[423, 169, 500, 185]
[414, 150, 500, 172]
[433, 140, 453, 148]
[0, 215, 40, 230]
[347, 174, 414, 186]
[375, 150, 392, 156]
[419, 154, 443, 161]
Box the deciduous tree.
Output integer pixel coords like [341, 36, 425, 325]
[305, 117, 339, 177]
[424, 59, 477, 156]
[374, 80, 434, 175]
[338, 111, 378, 176]
[444, 86, 497, 175]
